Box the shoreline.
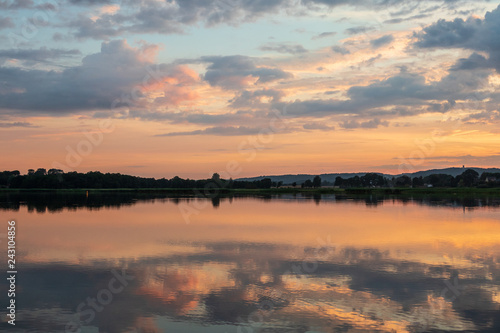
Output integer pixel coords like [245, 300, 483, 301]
[1, 187, 500, 196]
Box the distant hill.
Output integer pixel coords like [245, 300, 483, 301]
[236, 167, 500, 184]
[399, 167, 500, 178]
[237, 172, 390, 184]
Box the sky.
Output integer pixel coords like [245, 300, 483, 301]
[1, 0, 500, 178]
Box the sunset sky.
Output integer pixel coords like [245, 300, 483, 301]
[1, 0, 500, 178]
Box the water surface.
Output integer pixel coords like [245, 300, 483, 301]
[1, 194, 500, 332]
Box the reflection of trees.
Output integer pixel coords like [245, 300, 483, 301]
[1, 191, 500, 213]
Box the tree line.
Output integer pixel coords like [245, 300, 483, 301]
[334, 169, 500, 188]
[0, 168, 499, 189]
[0, 169, 283, 189]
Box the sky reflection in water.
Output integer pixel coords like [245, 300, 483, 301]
[1, 194, 500, 332]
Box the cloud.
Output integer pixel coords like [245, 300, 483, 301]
[229, 89, 284, 109]
[0, 40, 199, 114]
[340, 118, 389, 129]
[345, 26, 376, 35]
[414, 17, 479, 48]
[68, 0, 114, 5]
[0, 47, 81, 65]
[201, 55, 293, 89]
[0, 121, 37, 127]
[275, 69, 488, 119]
[67, 0, 288, 39]
[463, 110, 500, 123]
[0, 17, 14, 29]
[61, 0, 458, 40]
[312, 31, 337, 40]
[156, 126, 264, 136]
[260, 43, 308, 54]
[331, 45, 351, 55]
[0, 0, 34, 9]
[414, 5, 500, 71]
[450, 52, 491, 70]
[303, 122, 335, 131]
[370, 34, 394, 48]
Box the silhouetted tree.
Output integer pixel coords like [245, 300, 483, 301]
[395, 175, 411, 187]
[312, 176, 322, 188]
[303, 179, 313, 188]
[461, 169, 479, 187]
[412, 176, 424, 187]
[35, 168, 47, 176]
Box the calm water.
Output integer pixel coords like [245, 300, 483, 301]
[1, 193, 500, 332]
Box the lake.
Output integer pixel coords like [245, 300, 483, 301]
[1, 193, 500, 332]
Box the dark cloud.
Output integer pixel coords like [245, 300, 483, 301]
[370, 34, 394, 48]
[414, 17, 480, 48]
[156, 126, 264, 136]
[0, 17, 14, 29]
[0, 40, 196, 114]
[71, 14, 128, 40]
[260, 43, 308, 54]
[68, 0, 287, 39]
[0, 47, 81, 65]
[414, 5, 500, 71]
[201, 55, 293, 89]
[451, 52, 491, 71]
[61, 0, 460, 40]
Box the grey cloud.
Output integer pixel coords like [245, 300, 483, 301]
[345, 26, 375, 35]
[156, 126, 264, 137]
[451, 52, 491, 71]
[370, 34, 394, 48]
[312, 31, 337, 39]
[414, 17, 479, 48]
[68, 0, 286, 39]
[71, 14, 128, 40]
[414, 5, 500, 71]
[260, 43, 308, 54]
[0, 47, 81, 65]
[68, 0, 114, 4]
[0, 0, 34, 9]
[63, 0, 456, 40]
[201, 55, 293, 89]
[463, 110, 500, 122]
[0, 17, 14, 29]
[384, 18, 403, 24]
[275, 69, 488, 118]
[121, 109, 256, 126]
[0, 40, 192, 114]
[0, 121, 37, 127]
[303, 122, 335, 130]
[347, 71, 486, 104]
[340, 118, 389, 129]
[384, 13, 430, 24]
[229, 89, 284, 109]
[331, 45, 350, 55]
